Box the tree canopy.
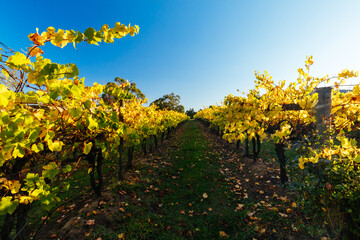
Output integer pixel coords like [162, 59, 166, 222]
[185, 108, 197, 119]
[102, 77, 145, 104]
[151, 92, 185, 113]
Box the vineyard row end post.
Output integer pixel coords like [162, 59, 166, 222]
[315, 87, 332, 143]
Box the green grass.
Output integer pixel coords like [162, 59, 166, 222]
[96, 120, 255, 239]
[18, 120, 316, 239]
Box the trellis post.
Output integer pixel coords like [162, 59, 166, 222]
[315, 87, 332, 142]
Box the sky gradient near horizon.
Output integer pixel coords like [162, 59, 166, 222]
[1, 0, 360, 111]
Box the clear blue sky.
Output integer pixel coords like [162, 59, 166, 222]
[1, 0, 360, 111]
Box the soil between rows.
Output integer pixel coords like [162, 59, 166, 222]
[36, 120, 313, 240]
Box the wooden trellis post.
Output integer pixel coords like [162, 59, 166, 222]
[315, 87, 332, 141]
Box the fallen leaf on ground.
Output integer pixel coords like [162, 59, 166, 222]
[85, 219, 95, 225]
[235, 203, 244, 211]
[219, 231, 228, 237]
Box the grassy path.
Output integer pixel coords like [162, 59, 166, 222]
[41, 120, 313, 239]
[112, 120, 251, 239]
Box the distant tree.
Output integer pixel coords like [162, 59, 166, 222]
[185, 108, 197, 119]
[114, 77, 145, 100]
[175, 105, 185, 113]
[102, 77, 145, 104]
[151, 92, 185, 113]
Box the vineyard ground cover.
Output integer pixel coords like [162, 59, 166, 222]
[199, 122, 321, 239]
[31, 120, 323, 239]
[17, 130, 175, 239]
